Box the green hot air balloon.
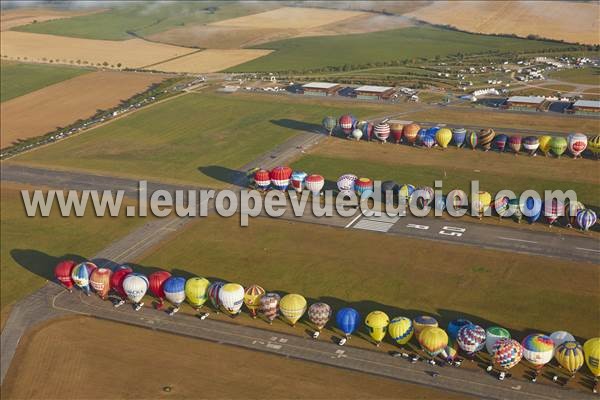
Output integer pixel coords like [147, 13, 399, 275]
[550, 136, 567, 158]
[322, 116, 336, 136]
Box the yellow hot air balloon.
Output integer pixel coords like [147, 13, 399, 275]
[418, 327, 448, 357]
[555, 341, 584, 377]
[279, 294, 307, 326]
[244, 284, 265, 318]
[185, 277, 210, 309]
[584, 337, 600, 378]
[388, 317, 414, 345]
[472, 191, 492, 219]
[538, 135, 552, 156]
[435, 128, 452, 149]
[365, 311, 390, 346]
[589, 135, 600, 158]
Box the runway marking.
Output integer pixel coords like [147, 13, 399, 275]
[344, 213, 362, 228]
[575, 247, 600, 253]
[353, 219, 394, 233]
[497, 237, 537, 244]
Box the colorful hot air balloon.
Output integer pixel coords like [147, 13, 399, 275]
[398, 184, 415, 204]
[279, 294, 307, 326]
[589, 135, 600, 159]
[493, 195, 511, 219]
[550, 331, 575, 350]
[493, 134, 508, 152]
[290, 171, 307, 193]
[308, 302, 332, 331]
[468, 131, 478, 150]
[322, 116, 336, 136]
[90, 267, 112, 300]
[421, 135, 435, 149]
[577, 209, 597, 231]
[403, 123, 420, 145]
[269, 166, 292, 191]
[244, 284, 265, 318]
[435, 127, 452, 149]
[550, 136, 567, 158]
[523, 196, 542, 224]
[305, 174, 325, 195]
[447, 189, 468, 210]
[351, 128, 363, 141]
[207, 280, 225, 312]
[358, 120, 373, 141]
[538, 135, 552, 156]
[337, 174, 357, 193]
[110, 265, 132, 301]
[219, 283, 245, 315]
[355, 177, 373, 197]
[416, 129, 427, 145]
[478, 128, 495, 151]
[253, 169, 271, 191]
[522, 334, 554, 379]
[419, 327, 448, 357]
[442, 340, 459, 362]
[452, 128, 466, 148]
[523, 136, 540, 156]
[163, 276, 186, 309]
[54, 260, 76, 290]
[486, 326, 511, 355]
[567, 133, 587, 158]
[260, 292, 280, 323]
[336, 307, 360, 337]
[492, 338, 523, 371]
[556, 341, 584, 377]
[457, 324, 486, 356]
[148, 270, 171, 309]
[71, 262, 97, 295]
[374, 122, 391, 143]
[434, 195, 446, 212]
[565, 201, 585, 228]
[122, 273, 149, 306]
[389, 121, 404, 143]
[508, 135, 522, 154]
[413, 315, 438, 336]
[472, 191, 492, 218]
[412, 188, 432, 210]
[185, 277, 210, 309]
[365, 311, 390, 346]
[388, 317, 414, 345]
[583, 338, 600, 378]
[339, 115, 354, 136]
[447, 319, 472, 341]
[543, 199, 564, 226]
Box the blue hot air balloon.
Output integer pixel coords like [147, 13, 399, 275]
[417, 128, 428, 145]
[336, 307, 360, 338]
[422, 135, 436, 149]
[453, 128, 466, 148]
[434, 195, 446, 212]
[577, 209, 597, 231]
[494, 134, 508, 152]
[523, 197, 542, 224]
[163, 276, 186, 308]
[447, 319, 473, 341]
[427, 126, 440, 137]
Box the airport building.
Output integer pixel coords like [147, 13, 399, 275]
[569, 99, 600, 115]
[301, 82, 341, 96]
[504, 95, 545, 112]
[354, 85, 396, 100]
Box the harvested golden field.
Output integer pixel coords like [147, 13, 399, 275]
[0, 7, 101, 31]
[407, 1, 599, 45]
[1, 317, 468, 400]
[148, 49, 273, 73]
[1, 71, 166, 148]
[0, 31, 195, 69]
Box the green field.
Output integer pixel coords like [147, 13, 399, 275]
[0, 61, 90, 102]
[9, 93, 389, 187]
[550, 67, 600, 85]
[13, 2, 275, 41]
[230, 26, 576, 72]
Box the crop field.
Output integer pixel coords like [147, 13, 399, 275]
[0, 7, 101, 31]
[1, 70, 166, 148]
[0, 60, 90, 102]
[148, 49, 273, 73]
[0, 182, 147, 311]
[228, 26, 575, 72]
[2, 317, 467, 400]
[550, 67, 600, 85]
[407, 1, 599, 46]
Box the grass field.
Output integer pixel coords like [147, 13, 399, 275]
[0, 60, 90, 102]
[0, 182, 147, 311]
[2, 317, 468, 400]
[550, 67, 600, 85]
[229, 25, 575, 72]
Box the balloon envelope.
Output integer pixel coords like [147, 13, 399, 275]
[577, 209, 597, 231]
[447, 319, 472, 341]
[493, 338, 523, 371]
[550, 136, 568, 157]
[219, 283, 245, 315]
[452, 128, 466, 148]
[555, 341, 584, 375]
[403, 123, 420, 144]
[538, 135, 552, 155]
[279, 294, 307, 325]
[583, 337, 600, 377]
[260, 293, 280, 322]
[71, 262, 97, 290]
[308, 302, 332, 330]
[90, 267, 112, 299]
[163, 276, 186, 306]
[457, 324, 486, 354]
[435, 128, 452, 149]
[365, 311, 390, 343]
[418, 327, 448, 357]
[207, 281, 225, 310]
[413, 315, 438, 336]
[122, 273, 149, 303]
[388, 317, 414, 345]
[110, 266, 132, 299]
[567, 133, 587, 157]
[244, 284, 266, 317]
[185, 277, 210, 308]
[336, 308, 360, 336]
[485, 326, 511, 355]
[148, 271, 171, 301]
[522, 334, 554, 369]
[54, 260, 76, 289]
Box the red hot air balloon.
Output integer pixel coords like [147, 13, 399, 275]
[269, 166, 292, 191]
[253, 169, 270, 191]
[305, 174, 325, 195]
[90, 267, 112, 299]
[54, 260, 76, 291]
[110, 265, 132, 303]
[389, 121, 404, 144]
[339, 115, 354, 136]
[149, 270, 172, 309]
[508, 135, 522, 155]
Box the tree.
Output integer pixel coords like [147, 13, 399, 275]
[117, 63, 122, 68]
[102, 61, 108, 66]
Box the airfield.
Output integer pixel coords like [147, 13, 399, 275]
[1, 2, 599, 400]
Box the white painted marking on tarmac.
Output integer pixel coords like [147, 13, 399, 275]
[497, 237, 537, 244]
[407, 224, 429, 230]
[344, 213, 362, 228]
[353, 220, 393, 232]
[576, 247, 600, 253]
[267, 343, 282, 350]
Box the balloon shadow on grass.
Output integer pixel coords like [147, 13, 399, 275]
[198, 165, 246, 187]
[11, 249, 87, 282]
[270, 119, 323, 134]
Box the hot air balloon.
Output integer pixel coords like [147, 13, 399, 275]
[452, 128, 466, 148]
[148, 270, 171, 309]
[122, 273, 149, 310]
[54, 260, 76, 291]
[219, 283, 245, 315]
[550, 136, 567, 158]
[492, 338, 523, 373]
[485, 326, 511, 355]
[260, 292, 280, 324]
[90, 267, 112, 300]
[374, 122, 391, 143]
[308, 302, 332, 332]
[442, 340, 459, 362]
[337, 174, 357, 193]
[522, 333, 554, 381]
[358, 120, 374, 141]
[279, 294, 307, 326]
[389, 121, 404, 143]
[543, 199, 564, 226]
[422, 135, 435, 149]
[565, 201, 585, 228]
[365, 311, 390, 346]
[163, 276, 186, 314]
[493, 195, 511, 219]
[290, 171, 307, 193]
[412, 188, 433, 210]
[577, 209, 597, 231]
[512, 198, 523, 223]
[523, 196, 542, 224]
[550, 331, 575, 350]
[71, 262, 97, 295]
[355, 177, 373, 197]
[388, 317, 414, 345]
[508, 135, 522, 154]
[435, 127, 452, 149]
[419, 327, 448, 358]
[468, 131, 478, 150]
[538, 135, 552, 156]
[351, 128, 363, 141]
[447, 319, 472, 341]
[398, 184, 415, 204]
[555, 341, 584, 378]
[416, 128, 427, 145]
[207, 280, 225, 312]
[567, 133, 587, 158]
[269, 166, 292, 191]
[427, 126, 440, 138]
[185, 277, 210, 309]
[583, 338, 600, 382]
[523, 136, 540, 156]
[589, 135, 600, 159]
[339, 115, 354, 136]
[322, 116, 336, 136]
[305, 174, 325, 195]
[478, 128, 495, 151]
[472, 191, 492, 219]
[253, 169, 271, 191]
[336, 307, 360, 338]
[403, 123, 420, 145]
[434, 195, 446, 212]
[457, 324, 486, 356]
[413, 315, 438, 336]
[493, 134, 508, 152]
[244, 284, 265, 318]
[110, 265, 132, 305]
[447, 189, 468, 210]
[381, 181, 399, 204]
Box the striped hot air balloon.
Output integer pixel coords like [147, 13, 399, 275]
[419, 327, 448, 357]
[355, 178, 373, 197]
[290, 171, 307, 193]
[435, 127, 452, 149]
[358, 121, 374, 141]
[374, 122, 391, 143]
[322, 116, 336, 136]
[207, 281, 225, 312]
[494, 195, 511, 219]
[244, 284, 265, 318]
[494, 134, 508, 152]
[389, 121, 404, 143]
[452, 128, 466, 148]
[478, 128, 495, 151]
[269, 166, 292, 191]
[308, 302, 332, 331]
[339, 115, 354, 136]
[538, 135, 552, 156]
[508, 135, 522, 154]
[54, 260, 76, 290]
[543, 199, 564, 226]
[305, 174, 325, 195]
[523, 136, 540, 156]
[402, 123, 420, 145]
[254, 169, 270, 191]
[493, 338, 523, 371]
[468, 130, 478, 150]
[389, 317, 414, 345]
[72, 262, 97, 295]
[351, 128, 363, 141]
[90, 267, 112, 300]
[588, 135, 600, 159]
[280, 294, 307, 326]
[555, 341, 584, 377]
[457, 324, 486, 356]
[413, 315, 438, 336]
[550, 136, 568, 158]
[565, 201, 585, 227]
[260, 292, 280, 324]
[577, 209, 597, 231]
[567, 133, 588, 158]
[522, 334, 554, 377]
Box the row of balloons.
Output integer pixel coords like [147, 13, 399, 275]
[252, 167, 597, 231]
[54, 260, 600, 385]
[323, 115, 600, 158]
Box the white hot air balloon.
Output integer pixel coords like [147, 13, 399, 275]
[122, 273, 149, 310]
[219, 283, 245, 315]
[550, 331, 575, 350]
